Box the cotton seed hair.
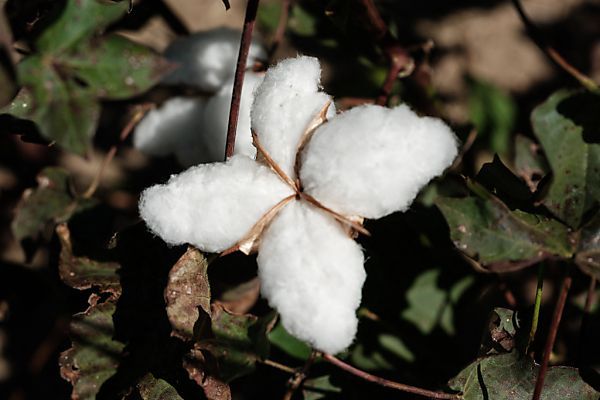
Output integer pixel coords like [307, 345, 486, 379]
[139, 56, 458, 354]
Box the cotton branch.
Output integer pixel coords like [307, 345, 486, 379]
[358, 0, 414, 105]
[532, 271, 572, 400]
[225, 0, 260, 159]
[323, 353, 461, 399]
[510, 0, 599, 93]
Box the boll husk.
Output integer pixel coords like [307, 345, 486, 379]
[139, 55, 458, 354]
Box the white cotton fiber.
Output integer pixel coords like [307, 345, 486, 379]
[162, 27, 266, 92]
[202, 72, 263, 161]
[251, 56, 335, 178]
[139, 155, 294, 253]
[257, 201, 366, 354]
[300, 104, 458, 219]
[133, 97, 206, 159]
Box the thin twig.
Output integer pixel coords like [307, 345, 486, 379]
[526, 263, 545, 354]
[510, 0, 599, 93]
[82, 103, 154, 199]
[358, 0, 414, 105]
[323, 353, 461, 399]
[283, 351, 317, 400]
[261, 359, 297, 375]
[532, 271, 572, 400]
[450, 128, 477, 171]
[268, 0, 292, 57]
[225, 0, 260, 160]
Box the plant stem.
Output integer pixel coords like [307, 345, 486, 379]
[532, 270, 572, 400]
[526, 263, 545, 354]
[82, 103, 153, 199]
[510, 0, 599, 93]
[261, 359, 297, 374]
[225, 0, 260, 160]
[323, 353, 460, 399]
[282, 351, 317, 400]
[358, 0, 413, 105]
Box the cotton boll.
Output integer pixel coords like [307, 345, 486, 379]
[300, 104, 458, 219]
[202, 72, 264, 161]
[139, 155, 294, 253]
[133, 97, 205, 157]
[251, 56, 335, 178]
[257, 201, 366, 354]
[162, 27, 266, 92]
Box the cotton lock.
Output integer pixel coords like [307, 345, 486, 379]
[139, 55, 459, 354]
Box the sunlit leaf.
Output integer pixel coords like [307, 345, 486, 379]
[436, 193, 574, 272]
[65, 34, 170, 100]
[36, 0, 129, 53]
[531, 89, 600, 228]
[57, 223, 121, 295]
[165, 247, 210, 341]
[60, 299, 125, 400]
[449, 351, 598, 399]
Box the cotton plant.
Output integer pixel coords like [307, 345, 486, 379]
[133, 28, 266, 166]
[139, 56, 458, 354]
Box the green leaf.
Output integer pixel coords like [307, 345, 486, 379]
[165, 247, 211, 341]
[0, 7, 17, 107]
[64, 34, 170, 100]
[513, 135, 549, 192]
[257, 2, 282, 33]
[137, 373, 184, 400]
[289, 5, 317, 36]
[436, 194, 574, 272]
[199, 305, 276, 382]
[575, 213, 600, 279]
[402, 269, 474, 335]
[8, 56, 101, 155]
[302, 375, 342, 400]
[11, 167, 95, 243]
[268, 322, 312, 360]
[531, 89, 600, 228]
[479, 308, 520, 355]
[468, 79, 516, 156]
[36, 0, 129, 54]
[449, 351, 598, 399]
[60, 300, 126, 400]
[57, 223, 121, 295]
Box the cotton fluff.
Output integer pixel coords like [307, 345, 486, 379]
[300, 105, 458, 219]
[139, 55, 459, 354]
[251, 56, 335, 178]
[257, 201, 366, 354]
[133, 72, 262, 166]
[139, 155, 294, 252]
[162, 27, 266, 92]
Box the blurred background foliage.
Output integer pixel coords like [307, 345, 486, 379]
[0, 0, 599, 399]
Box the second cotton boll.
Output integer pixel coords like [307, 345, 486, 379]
[133, 29, 265, 166]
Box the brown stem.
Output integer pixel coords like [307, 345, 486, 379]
[510, 0, 599, 92]
[358, 0, 414, 105]
[82, 103, 153, 199]
[323, 353, 460, 399]
[261, 359, 297, 374]
[268, 0, 292, 57]
[225, 0, 260, 160]
[283, 351, 317, 400]
[532, 271, 572, 400]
